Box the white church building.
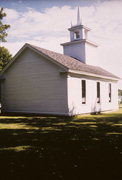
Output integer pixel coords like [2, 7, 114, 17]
[0, 8, 119, 116]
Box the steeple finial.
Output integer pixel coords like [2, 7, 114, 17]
[77, 6, 81, 25]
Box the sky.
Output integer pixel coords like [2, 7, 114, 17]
[0, 0, 122, 88]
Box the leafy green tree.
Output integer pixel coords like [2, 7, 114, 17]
[0, 8, 12, 71]
[0, 7, 10, 42]
[0, 46, 12, 71]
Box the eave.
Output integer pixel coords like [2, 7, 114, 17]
[61, 39, 98, 47]
[61, 69, 120, 81]
[68, 25, 91, 31]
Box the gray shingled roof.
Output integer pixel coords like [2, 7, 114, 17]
[29, 44, 119, 79]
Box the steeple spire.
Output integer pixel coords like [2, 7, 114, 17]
[77, 6, 81, 25]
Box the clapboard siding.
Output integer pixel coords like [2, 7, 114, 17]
[1, 48, 68, 115]
[67, 74, 118, 115]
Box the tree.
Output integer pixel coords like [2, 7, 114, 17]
[0, 7, 10, 42]
[0, 8, 12, 71]
[0, 46, 12, 71]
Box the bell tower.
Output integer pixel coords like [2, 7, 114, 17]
[61, 7, 98, 65]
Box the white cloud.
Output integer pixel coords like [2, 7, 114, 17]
[2, 1, 122, 88]
[5, 8, 19, 21]
[4, 6, 73, 39]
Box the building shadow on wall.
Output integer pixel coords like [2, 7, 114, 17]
[91, 98, 101, 115]
[69, 104, 76, 116]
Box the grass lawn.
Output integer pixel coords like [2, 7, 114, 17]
[0, 109, 122, 180]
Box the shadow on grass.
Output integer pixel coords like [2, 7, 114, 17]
[0, 110, 122, 180]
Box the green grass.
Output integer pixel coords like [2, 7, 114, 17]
[0, 109, 122, 180]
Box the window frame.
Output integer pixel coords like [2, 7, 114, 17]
[97, 82, 100, 103]
[81, 80, 86, 104]
[74, 31, 80, 39]
[109, 83, 112, 102]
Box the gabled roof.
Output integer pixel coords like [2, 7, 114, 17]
[0, 43, 119, 80]
[29, 44, 119, 80]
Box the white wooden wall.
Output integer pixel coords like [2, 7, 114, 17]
[67, 74, 118, 115]
[1, 48, 68, 115]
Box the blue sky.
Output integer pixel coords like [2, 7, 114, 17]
[1, 0, 98, 10]
[1, 0, 122, 88]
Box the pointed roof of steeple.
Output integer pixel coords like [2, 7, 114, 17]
[77, 6, 81, 25]
[68, 7, 91, 31]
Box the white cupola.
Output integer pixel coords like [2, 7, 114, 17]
[61, 7, 98, 65]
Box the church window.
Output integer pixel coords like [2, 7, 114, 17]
[82, 80, 86, 104]
[97, 82, 100, 103]
[109, 83, 112, 102]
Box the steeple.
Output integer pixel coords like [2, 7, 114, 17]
[61, 7, 98, 65]
[66, 6, 91, 41]
[77, 6, 81, 26]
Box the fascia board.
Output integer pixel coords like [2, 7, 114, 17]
[67, 69, 119, 81]
[61, 39, 98, 47]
